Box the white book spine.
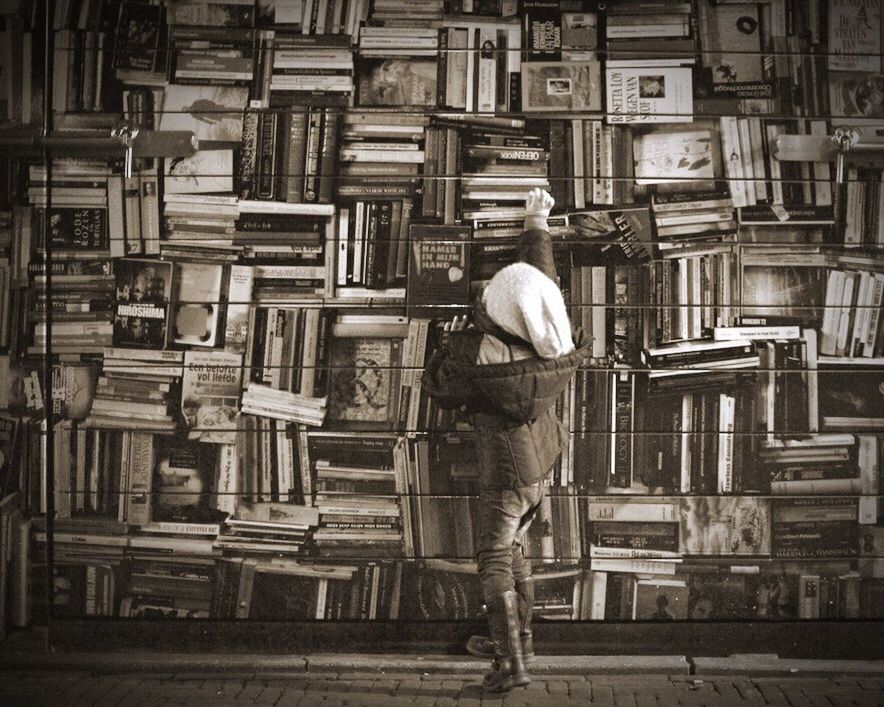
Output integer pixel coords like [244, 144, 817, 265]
[864, 273, 884, 356]
[820, 270, 844, 355]
[717, 393, 736, 494]
[835, 272, 856, 356]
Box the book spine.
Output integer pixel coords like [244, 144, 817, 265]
[124, 432, 152, 527]
[256, 112, 278, 200]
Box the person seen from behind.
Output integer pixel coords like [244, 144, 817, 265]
[421, 188, 590, 693]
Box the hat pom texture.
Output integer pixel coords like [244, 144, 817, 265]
[482, 262, 575, 359]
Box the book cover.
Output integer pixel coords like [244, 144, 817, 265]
[152, 437, 222, 523]
[828, 0, 882, 73]
[633, 129, 715, 185]
[158, 85, 249, 142]
[406, 224, 471, 314]
[632, 579, 689, 620]
[327, 337, 401, 426]
[181, 350, 242, 445]
[819, 364, 884, 428]
[522, 0, 562, 60]
[740, 264, 827, 326]
[46, 207, 109, 252]
[113, 258, 173, 348]
[696, 1, 773, 98]
[164, 150, 234, 194]
[829, 72, 884, 119]
[172, 261, 224, 348]
[679, 496, 771, 556]
[570, 207, 653, 262]
[112, 1, 165, 72]
[606, 66, 693, 123]
[356, 58, 438, 106]
[520, 61, 601, 112]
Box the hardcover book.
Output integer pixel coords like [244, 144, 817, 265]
[113, 258, 173, 349]
[406, 224, 471, 315]
[327, 336, 402, 428]
[112, 2, 165, 73]
[152, 437, 222, 523]
[520, 61, 601, 112]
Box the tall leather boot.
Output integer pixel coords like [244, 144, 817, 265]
[481, 590, 531, 693]
[516, 577, 534, 663]
[467, 578, 535, 665]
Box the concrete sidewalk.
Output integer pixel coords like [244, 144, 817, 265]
[1, 653, 884, 705]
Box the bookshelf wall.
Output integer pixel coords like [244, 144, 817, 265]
[0, 0, 883, 634]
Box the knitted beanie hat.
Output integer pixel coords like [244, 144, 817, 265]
[517, 228, 557, 282]
[481, 261, 575, 359]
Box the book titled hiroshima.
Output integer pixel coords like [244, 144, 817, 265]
[113, 258, 173, 348]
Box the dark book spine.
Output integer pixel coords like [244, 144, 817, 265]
[303, 110, 323, 202]
[275, 112, 293, 202]
[318, 109, 339, 204]
[363, 202, 379, 287]
[238, 111, 259, 200]
[284, 110, 308, 203]
[609, 371, 633, 488]
[256, 112, 278, 200]
[436, 27, 448, 108]
[522, 0, 561, 61]
[563, 120, 574, 209]
[547, 121, 567, 211]
[374, 201, 393, 289]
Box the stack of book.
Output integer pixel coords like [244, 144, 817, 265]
[760, 433, 875, 496]
[215, 502, 319, 556]
[337, 111, 427, 200]
[309, 432, 404, 558]
[598, 0, 696, 64]
[119, 540, 219, 619]
[369, 0, 443, 26]
[583, 502, 683, 603]
[643, 338, 760, 378]
[85, 349, 183, 433]
[459, 124, 551, 221]
[772, 497, 860, 560]
[28, 259, 114, 356]
[241, 383, 327, 427]
[162, 194, 239, 248]
[268, 33, 354, 107]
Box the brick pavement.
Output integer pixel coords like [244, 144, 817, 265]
[1, 669, 884, 706]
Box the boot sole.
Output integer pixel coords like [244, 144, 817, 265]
[483, 673, 531, 693]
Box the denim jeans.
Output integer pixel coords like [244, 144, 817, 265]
[475, 480, 545, 604]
